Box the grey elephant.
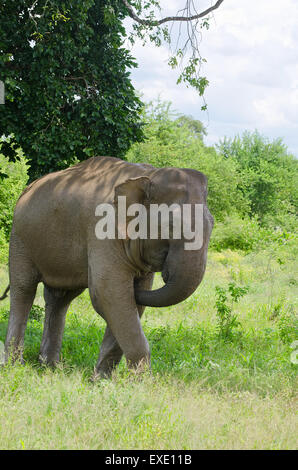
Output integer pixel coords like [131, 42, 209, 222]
[1, 156, 213, 377]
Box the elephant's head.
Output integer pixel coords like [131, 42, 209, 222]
[114, 167, 214, 307]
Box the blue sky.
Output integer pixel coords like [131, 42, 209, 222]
[125, 0, 298, 157]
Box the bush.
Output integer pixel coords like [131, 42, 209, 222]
[277, 309, 298, 345]
[127, 104, 298, 252]
[126, 100, 246, 221]
[217, 132, 298, 229]
[214, 282, 248, 340]
[0, 135, 29, 263]
[210, 214, 267, 252]
[0, 228, 8, 264]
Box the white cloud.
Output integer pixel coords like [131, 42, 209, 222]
[127, 0, 298, 156]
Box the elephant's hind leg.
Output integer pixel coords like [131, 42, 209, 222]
[5, 236, 39, 363]
[39, 286, 84, 365]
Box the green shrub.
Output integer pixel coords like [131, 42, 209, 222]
[217, 131, 298, 229]
[0, 135, 29, 263]
[214, 282, 248, 340]
[127, 102, 298, 241]
[0, 228, 8, 264]
[277, 309, 298, 345]
[29, 305, 45, 322]
[210, 214, 297, 253]
[210, 214, 267, 252]
[126, 100, 246, 221]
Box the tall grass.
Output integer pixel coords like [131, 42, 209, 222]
[0, 244, 297, 449]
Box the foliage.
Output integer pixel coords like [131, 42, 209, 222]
[0, 136, 29, 263]
[210, 214, 268, 252]
[126, 100, 243, 220]
[0, 229, 8, 265]
[30, 305, 45, 322]
[214, 282, 248, 339]
[1, 304, 45, 322]
[277, 308, 298, 345]
[0, 0, 144, 179]
[128, 101, 298, 250]
[126, 1, 218, 105]
[217, 132, 298, 230]
[175, 114, 207, 141]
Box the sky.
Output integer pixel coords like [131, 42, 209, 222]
[124, 0, 298, 156]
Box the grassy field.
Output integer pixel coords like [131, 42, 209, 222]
[0, 242, 297, 449]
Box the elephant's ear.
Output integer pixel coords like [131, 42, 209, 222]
[114, 176, 151, 207]
[114, 176, 151, 239]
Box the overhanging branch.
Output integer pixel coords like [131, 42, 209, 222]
[121, 0, 225, 26]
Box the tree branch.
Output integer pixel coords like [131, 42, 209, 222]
[121, 0, 225, 26]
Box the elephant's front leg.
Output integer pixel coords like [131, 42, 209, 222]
[94, 273, 154, 378]
[94, 326, 122, 378]
[89, 270, 151, 377]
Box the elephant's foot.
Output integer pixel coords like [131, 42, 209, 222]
[4, 342, 26, 366]
[90, 369, 111, 382]
[38, 351, 60, 368]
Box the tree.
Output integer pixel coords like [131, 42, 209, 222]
[122, 1, 225, 103]
[127, 100, 242, 220]
[0, 0, 144, 179]
[176, 115, 207, 141]
[0, 1, 225, 179]
[122, 0, 224, 26]
[217, 132, 298, 230]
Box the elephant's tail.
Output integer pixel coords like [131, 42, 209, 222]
[0, 285, 10, 301]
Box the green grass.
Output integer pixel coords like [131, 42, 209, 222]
[0, 241, 297, 449]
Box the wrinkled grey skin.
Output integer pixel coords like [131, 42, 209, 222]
[4, 156, 213, 377]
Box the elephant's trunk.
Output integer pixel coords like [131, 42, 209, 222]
[135, 205, 213, 308]
[135, 244, 207, 307]
[135, 255, 206, 307]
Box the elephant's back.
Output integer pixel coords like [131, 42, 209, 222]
[11, 156, 156, 279]
[17, 156, 155, 209]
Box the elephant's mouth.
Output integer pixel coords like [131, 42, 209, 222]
[162, 266, 169, 283]
[143, 241, 169, 274]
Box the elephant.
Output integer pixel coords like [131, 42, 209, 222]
[2, 156, 213, 377]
